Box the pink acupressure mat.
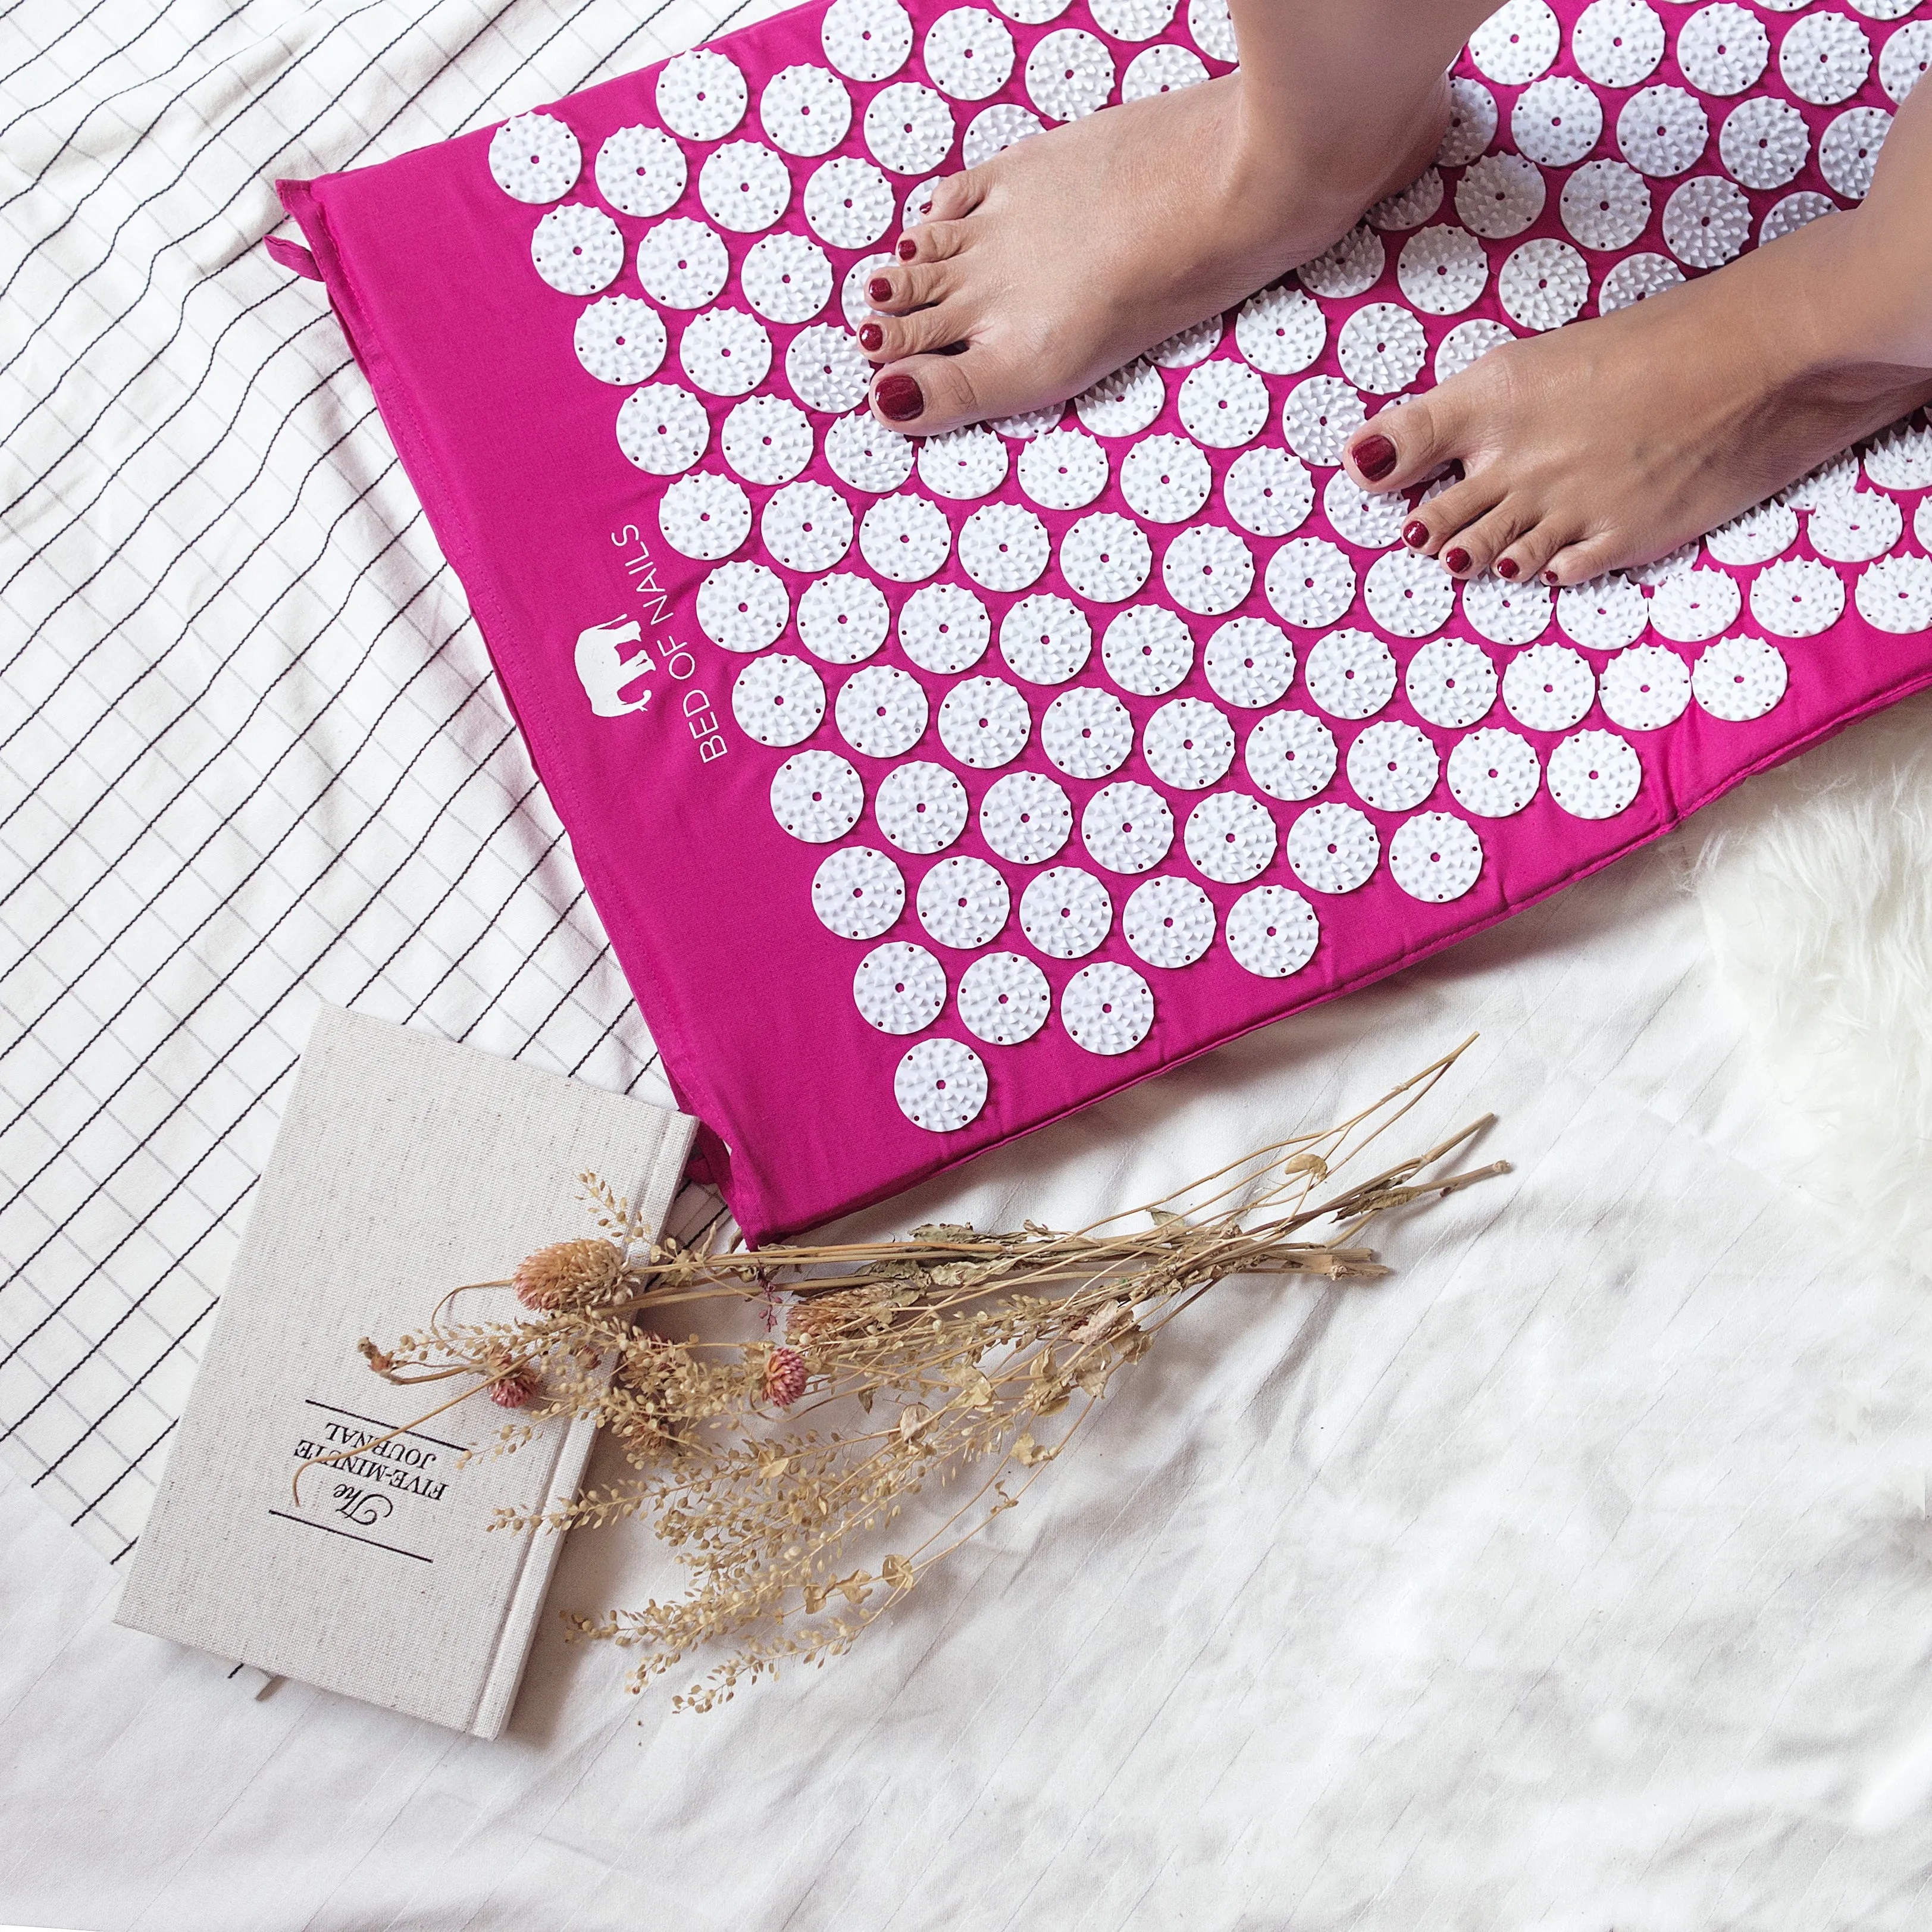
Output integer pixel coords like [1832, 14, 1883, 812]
[280, 0, 1932, 1242]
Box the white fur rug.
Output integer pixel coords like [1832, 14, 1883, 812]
[1693, 689, 1932, 1277]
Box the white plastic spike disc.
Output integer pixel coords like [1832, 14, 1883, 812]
[1000, 593, 1092, 685]
[1041, 685, 1135, 779]
[1693, 634, 1787, 719]
[894, 1037, 987, 1131]
[531, 204, 622, 295]
[823, 0, 915, 82]
[638, 218, 730, 309]
[1245, 708, 1338, 802]
[491, 114, 581, 203]
[730, 656, 823, 746]
[594, 126, 685, 218]
[1446, 728, 1540, 817]
[1019, 428, 1110, 511]
[938, 675, 1032, 767]
[1183, 791, 1277, 884]
[916, 853, 1010, 948]
[680, 308, 774, 399]
[1467, 0, 1561, 83]
[1203, 618, 1294, 709]
[812, 842, 903, 932]
[798, 574, 891, 663]
[957, 951, 1051, 1045]
[1363, 549, 1455, 639]
[858, 493, 953, 583]
[1235, 286, 1326, 374]
[1406, 637, 1498, 729]
[1719, 96, 1809, 190]
[1142, 697, 1236, 791]
[1225, 449, 1314, 537]
[1398, 225, 1491, 316]
[1461, 572, 1551, 646]
[825, 408, 916, 488]
[923, 7, 1017, 99]
[699, 559, 790, 652]
[1081, 781, 1174, 874]
[1347, 721, 1441, 812]
[760, 65, 854, 156]
[659, 471, 751, 560]
[899, 582, 991, 673]
[1162, 524, 1254, 616]
[760, 478, 853, 571]
[1646, 566, 1742, 643]
[1225, 885, 1320, 978]
[699, 142, 793, 232]
[1060, 961, 1154, 1055]
[1103, 605, 1195, 696]
[875, 760, 969, 854]
[1285, 801, 1379, 894]
[979, 771, 1073, 863]
[574, 298, 665, 386]
[1266, 538, 1357, 629]
[1546, 729, 1642, 819]
[1388, 812, 1484, 903]
[616, 384, 709, 475]
[1748, 559, 1846, 637]
[837, 662, 929, 758]
[778, 751, 866, 844]
[1302, 628, 1395, 721]
[854, 941, 946, 1034]
[1123, 875, 1216, 969]
[959, 502, 1050, 591]
[722, 394, 813, 486]
[1019, 866, 1113, 958]
[1503, 643, 1595, 732]
[1061, 512, 1154, 603]
[657, 49, 749, 140]
[1599, 644, 1690, 729]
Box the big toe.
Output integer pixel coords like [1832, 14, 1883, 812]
[868, 343, 1066, 436]
[1343, 393, 1469, 494]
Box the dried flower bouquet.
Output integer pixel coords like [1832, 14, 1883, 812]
[347, 1042, 1503, 1710]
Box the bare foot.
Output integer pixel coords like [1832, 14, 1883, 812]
[1341, 209, 1932, 588]
[858, 69, 1449, 436]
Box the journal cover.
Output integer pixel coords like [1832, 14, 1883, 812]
[115, 1005, 696, 1739]
[277, 0, 1932, 1243]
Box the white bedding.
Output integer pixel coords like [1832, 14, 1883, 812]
[7, 4, 1932, 1927]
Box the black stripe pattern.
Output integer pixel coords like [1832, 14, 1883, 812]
[0, 0, 767, 1563]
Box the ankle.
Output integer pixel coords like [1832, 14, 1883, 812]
[1828, 206, 1932, 377]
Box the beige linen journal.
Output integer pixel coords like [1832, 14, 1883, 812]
[115, 1005, 695, 1738]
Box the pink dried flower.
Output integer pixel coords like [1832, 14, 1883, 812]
[764, 1345, 807, 1408]
[487, 1358, 540, 1408]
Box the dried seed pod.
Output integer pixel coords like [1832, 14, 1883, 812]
[513, 1236, 625, 1310]
[488, 1364, 540, 1408]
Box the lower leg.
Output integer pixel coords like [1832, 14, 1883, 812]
[1343, 77, 1932, 587]
[862, 0, 1501, 435]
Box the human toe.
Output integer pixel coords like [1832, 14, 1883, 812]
[868, 345, 1029, 435]
[1395, 474, 1499, 561]
[920, 170, 984, 224]
[1434, 502, 1535, 579]
[859, 302, 968, 363]
[891, 217, 970, 267]
[863, 261, 953, 315]
[1534, 530, 1624, 587]
[1344, 396, 1458, 493]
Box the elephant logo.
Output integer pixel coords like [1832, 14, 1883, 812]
[575, 619, 654, 717]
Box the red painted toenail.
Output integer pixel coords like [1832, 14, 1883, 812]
[1402, 519, 1429, 549]
[1542, 571, 1560, 585]
[896, 236, 918, 261]
[868, 276, 893, 303]
[1354, 434, 1397, 483]
[919, 198, 933, 215]
[1496, 557, 1520, 579]
[875, 374, 923, 422]
[1444, 547, 1471, 574]
[859, 322, 884, 352]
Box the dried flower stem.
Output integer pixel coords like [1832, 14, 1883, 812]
[359, 1039, 1505, 1709]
